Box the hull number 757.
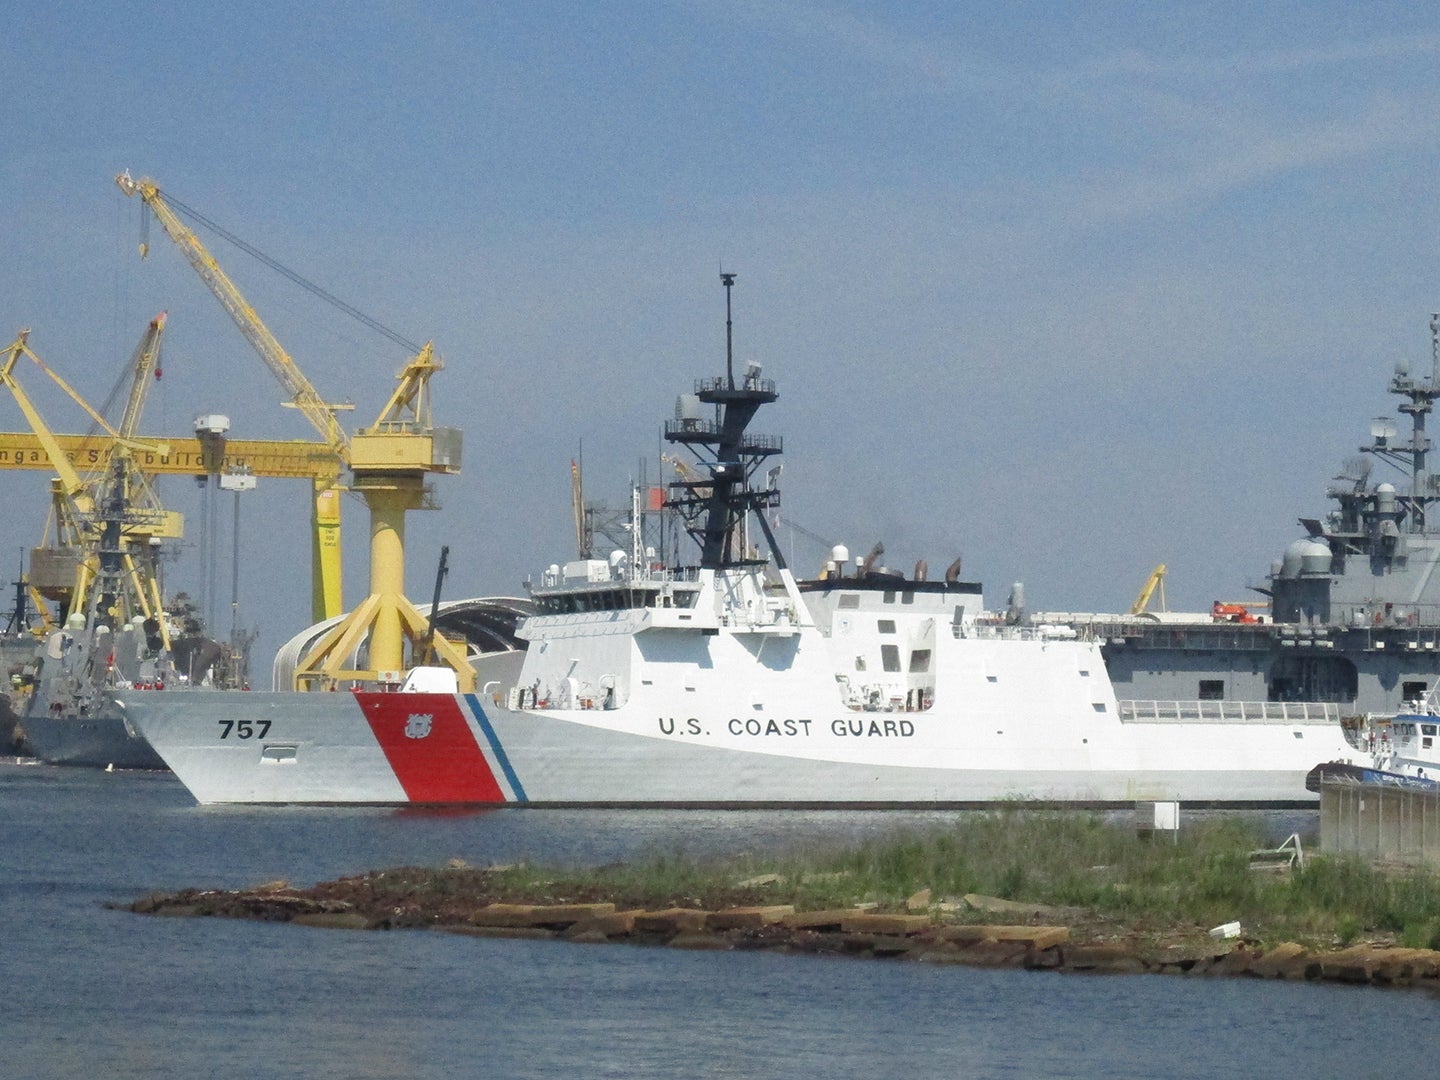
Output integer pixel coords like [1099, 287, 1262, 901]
[218, 719, 272, 739]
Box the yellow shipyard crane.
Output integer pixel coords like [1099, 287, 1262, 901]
[116, 171, 471, 690]
[1130, 564, 1168, 616]
[0, 319, 181, 634]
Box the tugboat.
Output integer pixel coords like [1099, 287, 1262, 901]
[1306, 698, 1440, 792]
[116, 277, 1355, 806]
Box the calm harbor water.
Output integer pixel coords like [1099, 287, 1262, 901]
[3, 760, 1427, 1080]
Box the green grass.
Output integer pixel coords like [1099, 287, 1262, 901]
[358, 811, 1440, 948]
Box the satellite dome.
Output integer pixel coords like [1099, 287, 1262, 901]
[1281, 538, 1330, 577]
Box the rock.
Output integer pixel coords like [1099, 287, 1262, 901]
[869, 935, 918, 958]
[633, 908, 711, 934]
[734, 873, 782, 888]
[961, 894, 1083, 920]
[564, 929, 612, 945]
[254, 880, 291, 894]
[1252, 943, 1309, 979]
[1314, 945, 1381, 984]
[1025, 946, 1064, 970]
[955, 939, 1029, 967]
[911, 945, 973, 965]
[292, 912, 372, 930]
[780, 909, 855, 930]
[905, 889, 932, 912]
[930, 925, 1070, 951]
[1060, 944, 1148, 974]
[566, 910, 641, 937]
[708, 905, 795, 930]
[836, 933, 912, 957]
[445, 858, 469, 870]
[1207, 947, 1261, 978]
[152, 904, 199, 918]
[469, 903, 617, 928]
[668, 931, 732, 951]
[839, 913, 932, 935]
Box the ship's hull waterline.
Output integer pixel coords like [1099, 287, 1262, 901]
[116, 681, 1353, 807]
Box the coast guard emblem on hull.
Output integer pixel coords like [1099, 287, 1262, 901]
[404, 714, 434, 739]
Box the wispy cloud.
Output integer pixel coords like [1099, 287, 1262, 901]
[1062, 92, 1440, 229]
[703, 2, 1440, 232]
[1076, 31, 1440, 82]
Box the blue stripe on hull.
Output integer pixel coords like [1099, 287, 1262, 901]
[463, 694, 528, 802]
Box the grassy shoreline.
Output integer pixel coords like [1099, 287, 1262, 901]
[129, 812, 1434, 956]
[120, 817, 1440, 996]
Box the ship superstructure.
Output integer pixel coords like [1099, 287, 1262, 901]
[1053, 320, 1440, 716]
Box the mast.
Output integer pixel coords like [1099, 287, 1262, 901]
[1364, 318, 1440, 535]
[663, 274, 786, 570]
[4, 549, 30, 636]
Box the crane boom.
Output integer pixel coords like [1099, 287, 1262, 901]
[114, 172, 352, 459]
[118, 311, 166, 441]
[1130, 563, 1167, 615]
[2, 331, 94, 506]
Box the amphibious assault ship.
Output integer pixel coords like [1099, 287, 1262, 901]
[1054, 320, 1440, 717]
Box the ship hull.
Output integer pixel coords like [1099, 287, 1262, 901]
[19, 710, 166, 770]
[1305, 760, 1440, 793]
[116, 685, 1355, 807]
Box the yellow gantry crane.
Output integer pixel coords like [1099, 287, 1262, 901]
[116, 171, 471, 690]
[0, 318, 182, 635]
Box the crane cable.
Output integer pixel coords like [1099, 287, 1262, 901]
[153, 192, 424, 357]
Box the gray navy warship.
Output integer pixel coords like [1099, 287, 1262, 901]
[1054, 320, 1440, 717]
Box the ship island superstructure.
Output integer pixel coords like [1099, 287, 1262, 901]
[1049, 321, 1440, 718]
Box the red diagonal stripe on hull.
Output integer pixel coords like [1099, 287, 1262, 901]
[356, 692, 505, 803]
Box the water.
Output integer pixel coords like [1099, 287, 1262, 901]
[2, 761, 1425, 1080]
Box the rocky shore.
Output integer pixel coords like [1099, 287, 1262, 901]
[123, 865, 1440, 992]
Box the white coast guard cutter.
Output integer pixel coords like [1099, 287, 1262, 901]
[116, 285, 1355, 806]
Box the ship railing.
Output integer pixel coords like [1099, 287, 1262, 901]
[963, 623, 1093, 642]
[1118, 699, 1343, 725]
[693, 375, 777, 396]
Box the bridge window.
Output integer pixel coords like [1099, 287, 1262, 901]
[909, 649, 931, 673]
[878, 619, 896, 634]
[881, 644, 901, 672]
[1198, 680, 1224, 700]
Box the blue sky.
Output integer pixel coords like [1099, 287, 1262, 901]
[5, 2, 1440, 671]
